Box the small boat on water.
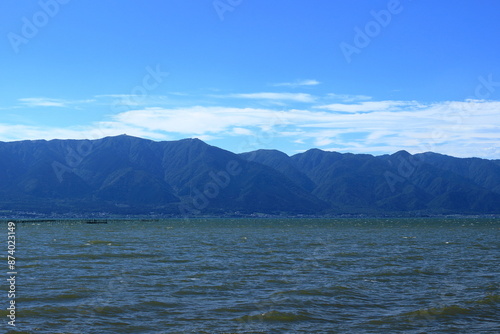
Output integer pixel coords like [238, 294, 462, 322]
[86, 220, 108, 224]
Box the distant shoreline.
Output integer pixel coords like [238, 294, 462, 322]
[2, 214, 500, 223]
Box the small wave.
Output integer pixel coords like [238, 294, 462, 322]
[265, 279, 291, 284]
[31, 252, 160, 260]
[93, 305, 127, 315]
[404, 304, 472, 319]
[20, 263, 41, 268]
[470, 243, 494, 250]
[235, 310, 311, 322]
[305, 242, 327, 247]
[139, 300, 182, 308]
[86, 240, 120, 246]
[199, 241, 216, 246]
[412, 268, 439, 275]
[334, 252, 360, 257]
[54, 292, 85, 301]
[467, 294, 500, 306]
[5, 329, 33, 334]
[271, 285, 351, 299]
[212, 282, 244, 291]
[172, 288, 209, 296]
[8, 305, 78, 317]
[295, 287, 349, 296]
[366, 270, 411, 277]
[18, 292, 84, 303]
[212, 307, 242, 313]
[167, 259, 191, 263]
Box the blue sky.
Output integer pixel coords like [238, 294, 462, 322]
[1, 0, 499, 158]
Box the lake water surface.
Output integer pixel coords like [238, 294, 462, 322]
[5, 218, 500, 333]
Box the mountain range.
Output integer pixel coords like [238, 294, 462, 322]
[0, 135, 499, 216]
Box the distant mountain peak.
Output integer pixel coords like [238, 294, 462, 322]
[252, 149, 290, 158]
[179, 137, 205, 143]
[392, 150, 411, 157]
[104, 134, 147, 140]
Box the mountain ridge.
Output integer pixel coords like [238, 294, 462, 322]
[0, 135, 499, 216]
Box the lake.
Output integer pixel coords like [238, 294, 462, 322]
[5, 218, 500, 333]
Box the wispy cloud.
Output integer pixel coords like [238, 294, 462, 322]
[95, 94, 139, 99]
[230, 92, 315, 103]
[112, 106, 280, 135]
[19, 98, 68, 107]
[18, 97, 95, 108]
[272, 79, 320, 87]
[232, 127, 254, 136]
[315, 100, 419, 113]
[327, 93, 372, 102]
[94, 94, 172, 107]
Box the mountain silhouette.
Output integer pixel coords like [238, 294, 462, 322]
[1, 135, 499, 216]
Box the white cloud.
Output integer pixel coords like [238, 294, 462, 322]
[94, 94, 172, 108]
[315, 100, 419, 113]
[272, 79, 320, 87]
[108, 101, 500, 156]
[315, 137, 336, 146]
[327, 93, 372, 102]
[95, 94, 140, 98]
[230, 92, 315, 103]
[0, 122, 168, 143]
[112, 106, 287, 135]
[18, 97, 95, 108]
[232, 127, 254, 136]
[19, 98, 68, 107]
[2, 99, 499, 159]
